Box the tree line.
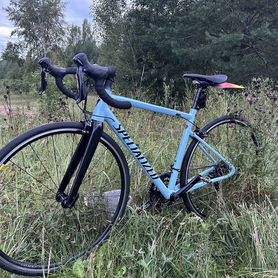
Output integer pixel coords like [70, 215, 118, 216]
[0, 0, 277, 99]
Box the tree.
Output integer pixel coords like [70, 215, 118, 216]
[92, 0, 145, 93]
[63, 19, 99, 65]
[179, 0, 278, 81]
[4, 0, 66, 58]
[1, 42, 24, 66]
[93, 0, 278, 98]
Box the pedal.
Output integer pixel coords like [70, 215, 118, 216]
[200, 176, 212, 184]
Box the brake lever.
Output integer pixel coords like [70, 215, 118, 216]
[38, 69, 48, 95]
[76, 66, 89, 104]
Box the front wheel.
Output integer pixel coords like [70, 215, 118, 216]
[180, 115, 258, 218]
[0, 121, 130, 276]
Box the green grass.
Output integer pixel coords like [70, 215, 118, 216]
[86, 203, 278, 278]
[0, 78, 277, 277]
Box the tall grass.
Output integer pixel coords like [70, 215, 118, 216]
[0, 78, 277, 278]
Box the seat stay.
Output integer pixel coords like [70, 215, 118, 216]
[198, 144, 218, 164]
[191, 132, 235, 168]
[187, 132, 237, 192]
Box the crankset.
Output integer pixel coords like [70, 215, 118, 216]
[143, 172, 183, 211]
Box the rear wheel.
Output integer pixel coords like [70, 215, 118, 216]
[0, 121, 130, 276]
[181, 115, 258, 218]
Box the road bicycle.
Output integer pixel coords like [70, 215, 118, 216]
[0, 53, 257, 276]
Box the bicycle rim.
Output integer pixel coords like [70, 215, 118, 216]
[181, 116, 259, 218]
[0, 122, 129, 275]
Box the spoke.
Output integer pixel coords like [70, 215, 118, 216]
[192, 190, 216, 200]
[1, 227, 24, 247]
[61, 208, 69, 236]
[3, 184, 50, 198]
[82, 171, 119, 190]
[72, 207, 82, 233]
[69, 134, 75, 184]
[190, 164, 216, 171]
[1, 215, 41, 248]
[0, 133, 123, 265]
[76, 149, 107, 186]
[29, 144, 57, 188]
[51, 135, 60, 187]
[71, 133, 76, 159]
[82, 169, 105, 185]
[9, 160, 55, 194]
[47, 198, 61, 209]
[0, 203, 62, 238]
[81, 146, 118, 188]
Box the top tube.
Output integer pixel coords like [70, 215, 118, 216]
[106, 90, 196, 121]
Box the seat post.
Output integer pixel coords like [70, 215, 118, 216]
[192, 83, 207, 110]
[192, 87, 202, 109]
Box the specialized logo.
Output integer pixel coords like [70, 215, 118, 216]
[115, 124, 159, 179]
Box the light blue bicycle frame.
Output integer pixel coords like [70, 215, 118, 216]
[92, 89, 237, 200]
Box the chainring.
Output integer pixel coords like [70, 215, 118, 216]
[148, 171, 184, 210]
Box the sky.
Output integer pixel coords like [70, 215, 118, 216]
[0, 0, 93, 54]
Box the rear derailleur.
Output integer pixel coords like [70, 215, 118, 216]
[205, 161, 231, 191]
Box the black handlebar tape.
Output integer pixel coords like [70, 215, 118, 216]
[95, 79, 132, 109]
[73, 53, 132, 109]
[54, 77, 76, 99]
[53, 68, 78, 100]
[39, 57, 78, 100]
[75, 66, 89, 104]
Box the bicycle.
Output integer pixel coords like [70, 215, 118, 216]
[0, 53, 258, 276]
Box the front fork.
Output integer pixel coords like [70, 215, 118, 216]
[56, 120, 103, 208]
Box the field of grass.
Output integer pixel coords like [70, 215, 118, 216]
[0, 78, 277, 278]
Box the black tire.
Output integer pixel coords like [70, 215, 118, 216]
[180, 115, 258, 219]
[0, 121, 130, 276]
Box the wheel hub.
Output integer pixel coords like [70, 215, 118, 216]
[56, 191, 79, 208]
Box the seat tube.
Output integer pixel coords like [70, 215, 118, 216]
[168, 108, 198, 190]
[192, 87, 202, 109]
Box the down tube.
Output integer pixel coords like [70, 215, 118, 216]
[104, 108, 175, 199]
